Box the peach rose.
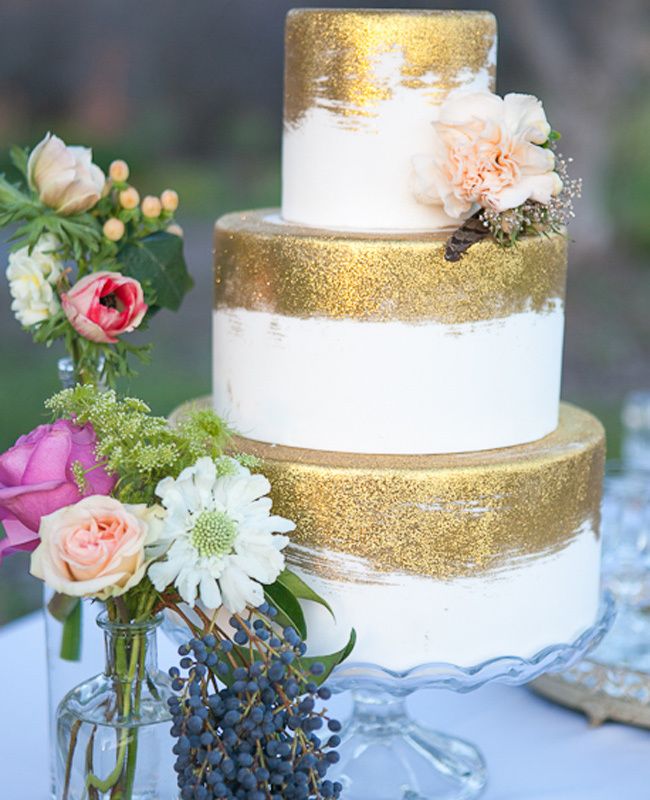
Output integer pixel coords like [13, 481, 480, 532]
[30, 495, 165, 599]
[61, 271, 147, 344]
[413, 92, 563, 221]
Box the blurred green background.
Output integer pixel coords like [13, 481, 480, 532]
[1, 0, 650, 624]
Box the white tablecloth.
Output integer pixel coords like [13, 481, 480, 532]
[1, 612, 648, 800]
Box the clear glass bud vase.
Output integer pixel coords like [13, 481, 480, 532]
[46, 355, 108, 798]
[55, 613, 175, 800]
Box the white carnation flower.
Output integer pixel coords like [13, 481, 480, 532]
[148, 456, 294, 613]
[6, 234, 63, 326]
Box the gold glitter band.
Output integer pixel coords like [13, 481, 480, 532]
[284, 9, 497, 130]
[214, 211, 567, 324]
[231, 404, 604, 581]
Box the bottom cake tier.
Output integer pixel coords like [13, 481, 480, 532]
[234, 403, 605, 670]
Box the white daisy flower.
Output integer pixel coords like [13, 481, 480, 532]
[148, 456, 294, 613]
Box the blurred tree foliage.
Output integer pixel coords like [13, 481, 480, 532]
[607, 97, 650, 256]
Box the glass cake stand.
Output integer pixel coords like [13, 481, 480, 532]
[325, 593, 615, 800]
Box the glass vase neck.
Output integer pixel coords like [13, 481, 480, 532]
[97, 612, 162, 684]
[57, 355, 106, 389]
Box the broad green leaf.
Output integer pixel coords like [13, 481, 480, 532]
[117, 231, 194, 311]
[276, 569, 334, 619]
[264, 581, 307, 640]
[297, 628, 357, 684]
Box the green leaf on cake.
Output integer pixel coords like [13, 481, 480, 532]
[117, 231, 194, 312]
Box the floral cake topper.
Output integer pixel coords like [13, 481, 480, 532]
[412, 91, 581, 260]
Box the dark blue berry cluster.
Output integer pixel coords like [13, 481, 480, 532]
[167, 603, 343, 799]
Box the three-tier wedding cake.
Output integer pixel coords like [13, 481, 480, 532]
[212, 9, 604, 670]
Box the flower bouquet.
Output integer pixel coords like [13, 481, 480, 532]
[0, 133, 192, 386]
[1, 385, 353, 799]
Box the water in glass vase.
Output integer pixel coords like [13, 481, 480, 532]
[56, 613, 176, 800]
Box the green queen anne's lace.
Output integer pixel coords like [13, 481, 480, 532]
[45, 385, 234, 505]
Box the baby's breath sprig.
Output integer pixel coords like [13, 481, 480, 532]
[46, 385, 232, 504]
[479, 150, 582, 246]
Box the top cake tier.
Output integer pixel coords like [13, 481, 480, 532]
[282, 9, 497, 232]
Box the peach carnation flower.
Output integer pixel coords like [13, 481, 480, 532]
[30, 495, 165, 599]
[412, 92, 563, 221]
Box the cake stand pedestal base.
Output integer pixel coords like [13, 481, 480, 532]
[328, 594, 615, 800]
[337, 691, 485, 800]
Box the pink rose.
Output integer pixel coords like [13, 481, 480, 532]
[0, 420, 115, 560]
[413, 92, 563, 220]
[30, 496, 165, 599]
[62, 271, 148, 344]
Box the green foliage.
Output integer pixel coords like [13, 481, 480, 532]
[174, 407, 232, 463]
[46, 384, 232, 504]
[296, 628, 357, 683]
[264, 581, 308, 640]
[12, 210, 103, 259]
[607, 100, 650, 255]
[117, 231, 194, 312]
[9, 144, 29, 179]
[542, 129, 562, 149]
[275, 569, 334, 619]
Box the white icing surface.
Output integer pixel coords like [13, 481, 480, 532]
[212, 305, 564, 454]
[295, 529, 601, 670]
[282, 46, 496, 232]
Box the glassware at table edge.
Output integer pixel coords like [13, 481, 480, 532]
[324, 593, 615, 800]
[55, 612, 175, 800]
[532, 458, 650, 728]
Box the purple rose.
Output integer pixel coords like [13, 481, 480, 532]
[0, 419, 116, 560]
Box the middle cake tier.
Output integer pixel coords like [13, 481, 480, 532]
[214, 210, 568, 454]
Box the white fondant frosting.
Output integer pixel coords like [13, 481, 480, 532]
[212, 305, 564, 454]
[296, 529, 601, 670]
[282, 15, 497, 232]
[282, 60, 494, 232]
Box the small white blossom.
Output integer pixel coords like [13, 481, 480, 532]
[148, 456, 294, 613]
[6, 235, 63, 326]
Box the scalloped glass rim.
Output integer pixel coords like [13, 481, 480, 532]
[327, 592, 616, 696]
